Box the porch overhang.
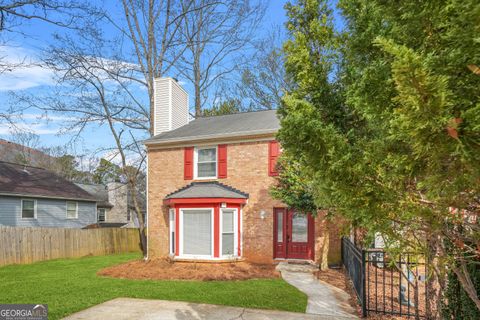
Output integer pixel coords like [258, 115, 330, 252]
[164, 197, 247, 206]
[163, 181, 249, 206]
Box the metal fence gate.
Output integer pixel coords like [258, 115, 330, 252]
[341, 237, 428, 318]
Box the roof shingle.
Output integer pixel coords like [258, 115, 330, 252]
[144, 109, 279, 145]
[165, 181, 249, 199]
[0, 161, 96, 201]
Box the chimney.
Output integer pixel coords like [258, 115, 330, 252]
[153, 77, 189, 135]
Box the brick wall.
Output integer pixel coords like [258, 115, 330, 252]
[147, 140, 342, 264]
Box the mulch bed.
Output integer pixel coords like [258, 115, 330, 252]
[98, 258, 280, 281]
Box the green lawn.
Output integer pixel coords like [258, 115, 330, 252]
[0, 253, 307, 319]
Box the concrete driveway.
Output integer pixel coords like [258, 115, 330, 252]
[63, 298, 354, 320]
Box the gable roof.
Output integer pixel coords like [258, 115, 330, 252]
[144, 109, 279, 146]
[75, 183, 113, 207]
[0, 161, 97, 201]
[165, 181, 249, 199]
[0, 139, 56, 167]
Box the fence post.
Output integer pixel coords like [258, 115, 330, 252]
[362, 249, 367, 317]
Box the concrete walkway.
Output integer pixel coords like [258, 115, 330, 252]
[63, 298, 342, 320]
[276, 262, 358, 319]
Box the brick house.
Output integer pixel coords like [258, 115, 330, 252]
[145, 78, 341, 265]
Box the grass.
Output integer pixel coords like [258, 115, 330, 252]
[0, 253, 308, 319]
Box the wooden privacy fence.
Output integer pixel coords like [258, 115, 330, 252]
[0, 226, 142, 266]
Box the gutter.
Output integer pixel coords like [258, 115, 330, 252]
[143, 129, 278, 146]
[0, 192, 97, 202]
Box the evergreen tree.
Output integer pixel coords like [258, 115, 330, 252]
[278, 0, 480, 315]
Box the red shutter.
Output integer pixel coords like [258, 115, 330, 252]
[184, 147, 194, 180]
[218, 144, 227, 178]
[268, 140, 280, 176]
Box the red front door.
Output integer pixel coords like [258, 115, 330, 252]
[273, 208, 314, 260]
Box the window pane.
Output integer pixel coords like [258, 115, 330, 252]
[198, 163, 216, 177]
[22, 200, 35, 218]
[291, 212, 308, 242]
[198, 148, 216, 162]
[67, 202, 77, 218]
[222, 233, 234, 255]
[67, 202, 76, 211]
[222, 210, 234, 233]
[183, 210, 211, 255]
[98, 209, 105, 222]
[277, 211, 283, 243]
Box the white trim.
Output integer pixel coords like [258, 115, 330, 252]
[66, 201, 78, 219]
[0, 192, 94, 202]
[145, 131, 276, 148]
[145, 151, 149, 260]
[153, 77, 156, 135]
[220, 208, 238, 258]
[20, 198, 37, 219]
[97, 207, 107, 222]
[168, 79, 173, 130]
[179, 208, 214, 259]
[169, 208, 175, 255]
[194, 145, 218, 179]
[240, 206, 243, 256]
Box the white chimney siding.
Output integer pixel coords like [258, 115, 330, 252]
[153, 77, 189, 135]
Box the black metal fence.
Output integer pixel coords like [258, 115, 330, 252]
[341, 237, 428, 318]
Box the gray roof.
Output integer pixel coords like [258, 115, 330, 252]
[165, 182, 249, 199]
[0, 161, 96, 201]
[145, 109, 279, 145]
[75, 183, 113, 207]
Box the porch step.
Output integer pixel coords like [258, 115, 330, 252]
[276, 261, 318, 273]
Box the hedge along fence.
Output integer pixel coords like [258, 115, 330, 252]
[0, 226, 142, 266]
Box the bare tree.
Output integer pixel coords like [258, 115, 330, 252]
[114, 0, 194, 135]
[16, 33, 151, 253]
[236, 28, 290, 110]
[178, 0, 266, 116]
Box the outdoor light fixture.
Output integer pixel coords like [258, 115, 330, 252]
[260, 210, 266, 219]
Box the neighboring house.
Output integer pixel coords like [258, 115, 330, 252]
[145, 77, 341, 264]
[76, 182, 144, 228]
[0, 161, 97, 228]
[0, 139, 56, 167]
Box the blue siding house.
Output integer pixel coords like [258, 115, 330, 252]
[0, 161, 97, 228]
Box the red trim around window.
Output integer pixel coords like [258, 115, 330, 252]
[170, 201, 243, 259]
[164, 197, 247, 205]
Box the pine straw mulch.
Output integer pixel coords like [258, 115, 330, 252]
[314, 267, 428, 319]
[98, 257, 280, 281]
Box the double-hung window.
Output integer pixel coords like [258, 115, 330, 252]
[221, 208, 237, 257]
[21, 199, 36, 219]
[97, 208, 106, 222]
[180, 209, 213, 257]
[66, 201, 78, 219]
[195, 147, 217, 179]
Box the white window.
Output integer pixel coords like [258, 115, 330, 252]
[97, 208, 106, 222]
[221, 208, 238, 257]
[21, 199, 36, 219]
[194, 146, 217, 179]
[66, 201, 78, 219]
[180, 208, 213, 258]
[169, 208, 175, 255]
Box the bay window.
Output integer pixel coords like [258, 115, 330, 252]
[221, 208, 237, 257]
[180, 209, 213, 257]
